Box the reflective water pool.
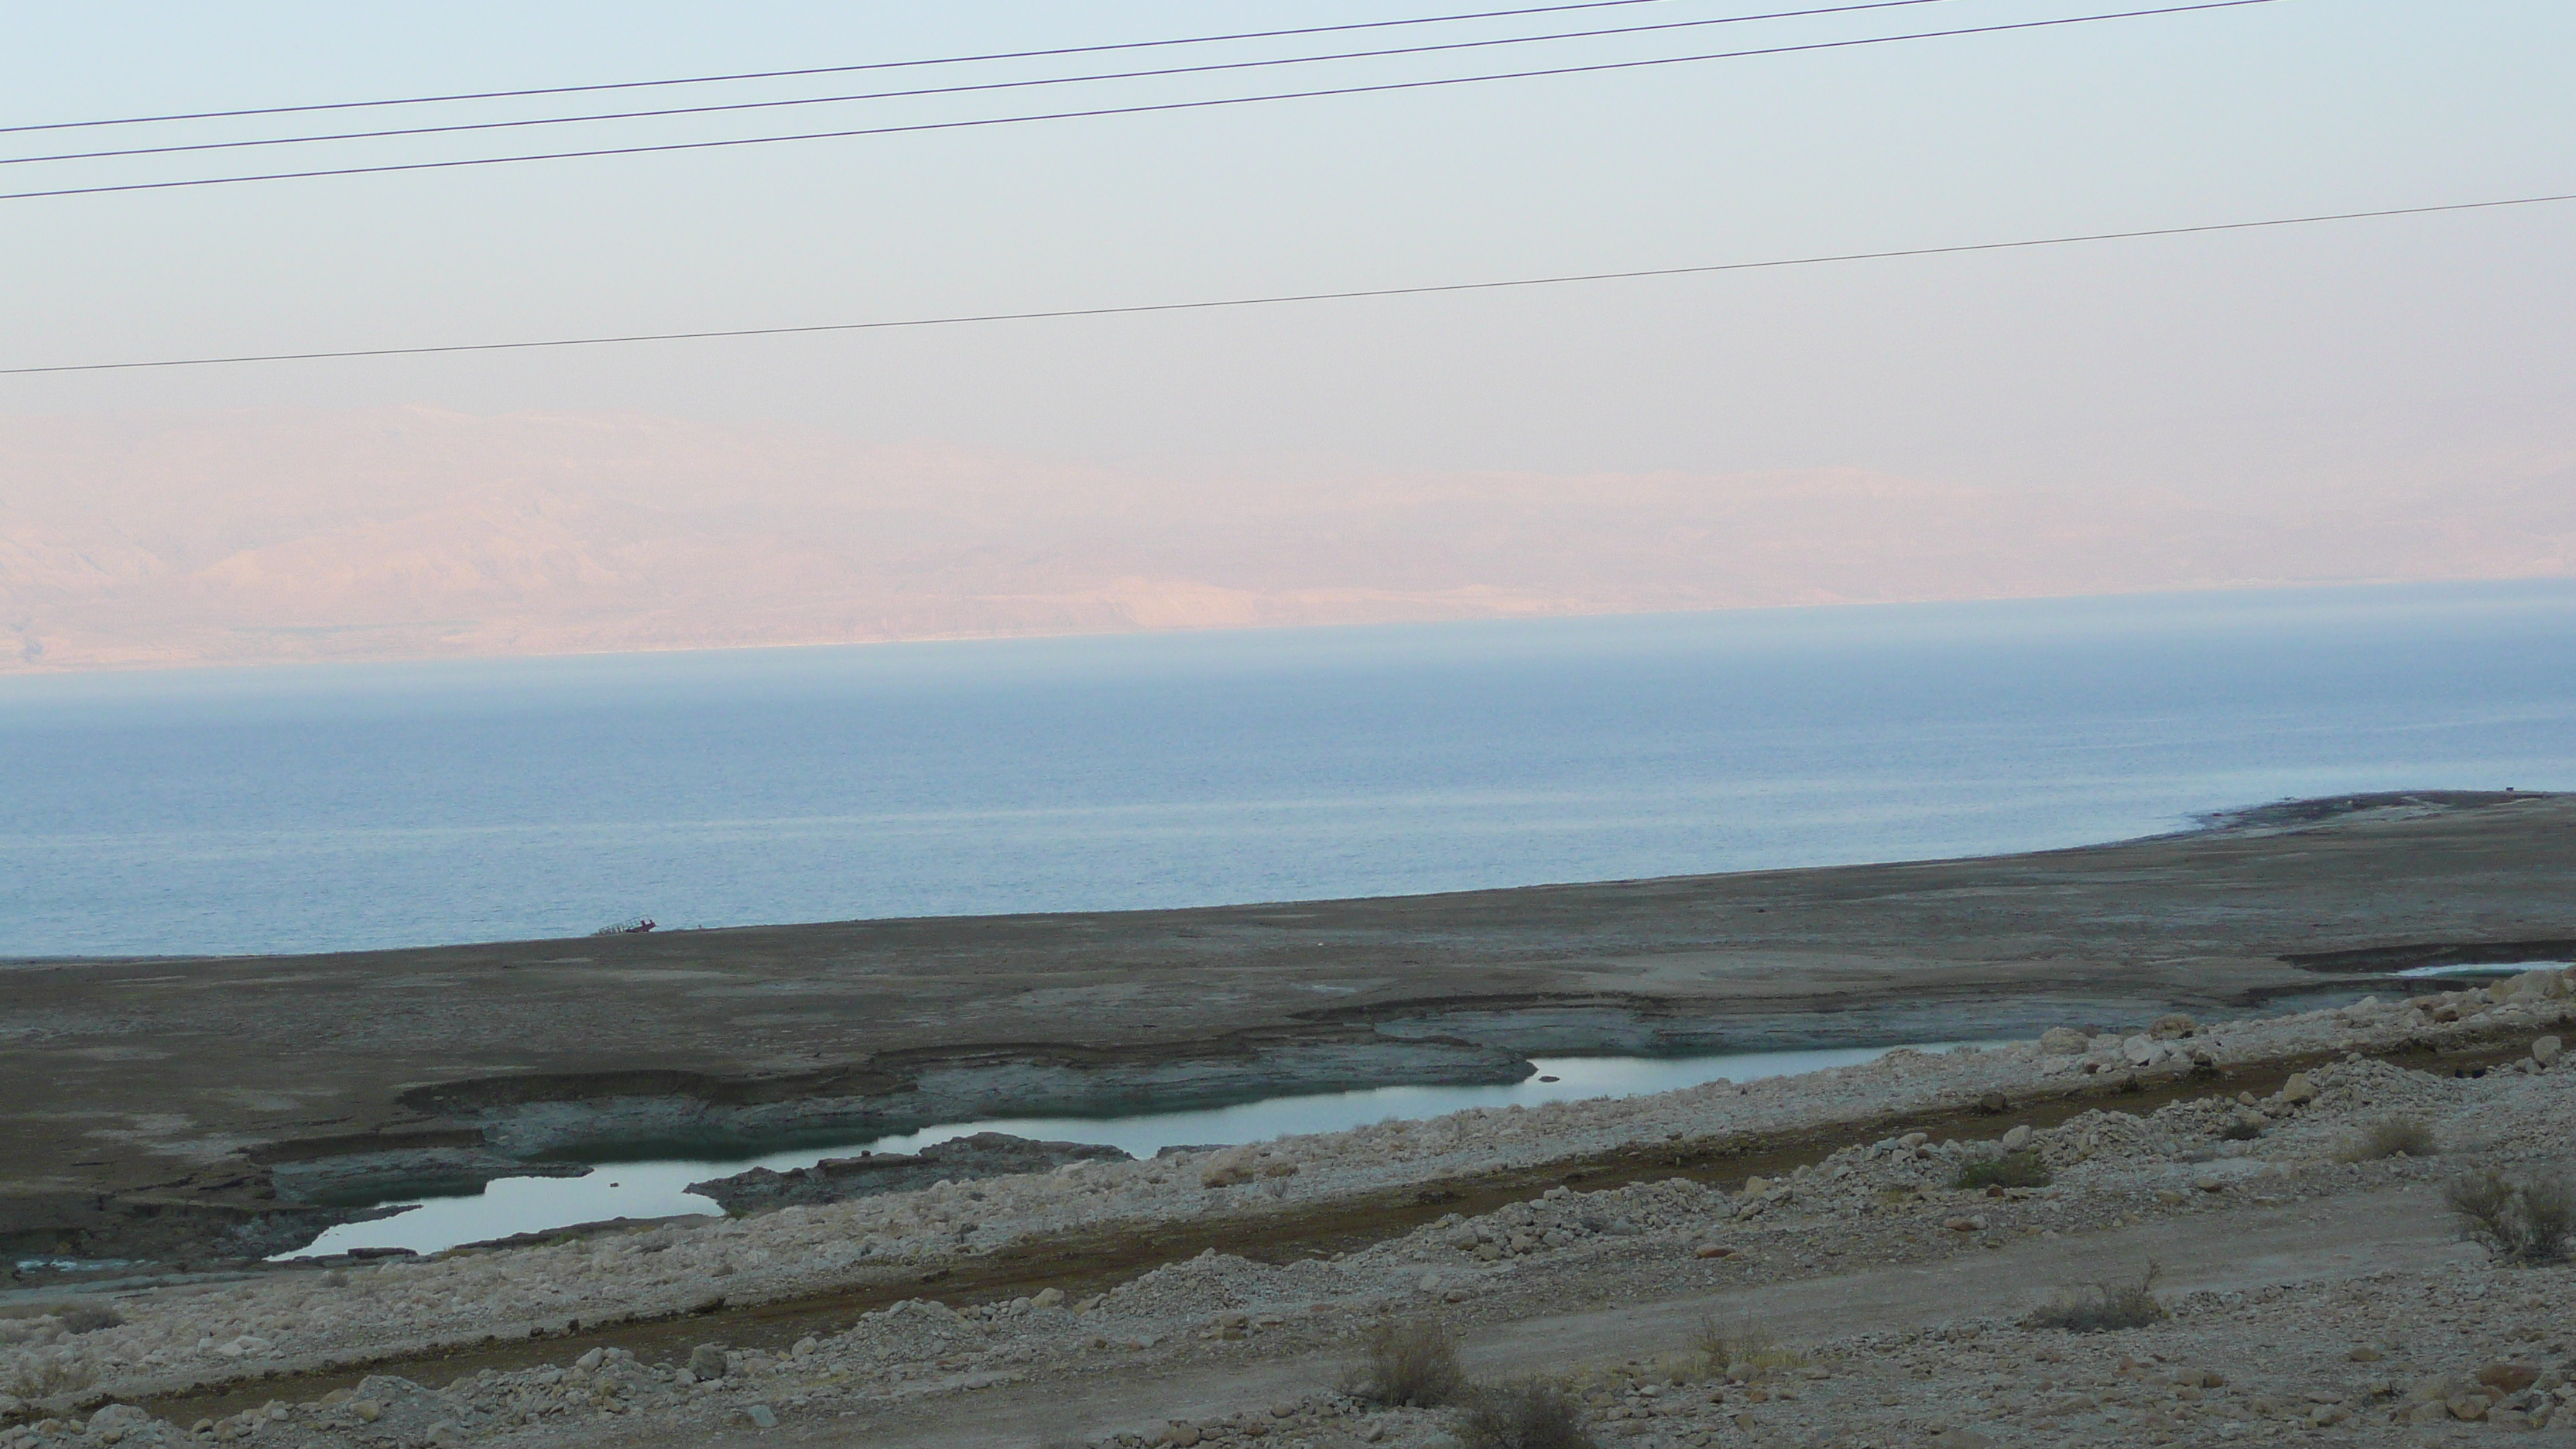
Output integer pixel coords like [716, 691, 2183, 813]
[285, 1042, 1984, 1259]
[2396, 961, 2570, 978]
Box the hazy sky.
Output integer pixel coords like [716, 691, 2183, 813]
[5, 1, 2573, 489]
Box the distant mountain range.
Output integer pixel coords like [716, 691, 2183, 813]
[4, 406, 2570, 672]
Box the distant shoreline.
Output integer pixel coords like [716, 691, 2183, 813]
[7, 574, 2575, 683]
[4, 789, 2563, 970]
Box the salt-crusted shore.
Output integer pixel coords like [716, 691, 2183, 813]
[14, 789, 2566, 1269]
[5, 967, 2569, 1447]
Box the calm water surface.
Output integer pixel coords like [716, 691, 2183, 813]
[283, 1043, 1977, 1258]
[6, 581, 2573, 959]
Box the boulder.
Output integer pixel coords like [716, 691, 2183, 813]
[2039, 1027, 2090, 1055]
[2534, 1036, 2564, 1067]
[2281, 1073, 2319, 1105]
[1201, 1145, 1297, 1188]
[2002, 1125, 2033, 1152]
[688, 1344, 728, 1379]
[2151, 1013, 2199, 1040]
[81, 1404, 154, 1437]
[2478, 1364, 2539, 1395]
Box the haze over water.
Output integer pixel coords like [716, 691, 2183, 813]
[5, 579, 2573, 961]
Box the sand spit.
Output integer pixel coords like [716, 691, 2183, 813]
[3, 966, 2569, 1446]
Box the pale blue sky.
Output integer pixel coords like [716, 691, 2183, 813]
[3, 1, 2571, 488]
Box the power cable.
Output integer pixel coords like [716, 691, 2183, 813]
[0, 0, 1917, 135]
[7, 0, 1969, 169]
[8, 191, 2563, 378]
[0, 0, 2287, 204]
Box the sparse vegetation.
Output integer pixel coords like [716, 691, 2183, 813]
[2026, 1262, 2170, 1332]
[2446, 1166, 2574, 1263]
[2, 1355, 98, 1399]
[56, 1302, 123, 1334]
[2337, 1115, 2435, 1161]
[1459, 1380, 1601, 1449]
[1347, 1316, 1468, 1408]
[1691, 1316, 1805, 1378]
[1954, 1150, 2053, 1190]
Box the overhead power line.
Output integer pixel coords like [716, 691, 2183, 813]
[0, 0, 1916, 135]
[8, 192, 2564, 379]
[0, 0, 2286, 204]
[7, 0, 1968, 169]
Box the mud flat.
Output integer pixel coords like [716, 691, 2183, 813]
[2, 790, 2568, 1267]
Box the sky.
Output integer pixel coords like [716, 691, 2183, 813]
[2, 0, 2573, 664]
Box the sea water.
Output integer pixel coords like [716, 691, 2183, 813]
[5, 579, 2574, 959]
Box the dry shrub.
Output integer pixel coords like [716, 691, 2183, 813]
[56, 1303, 124, 1335]
[1459, 1380, 1600, 1449]
[2026, 1262, 2169, 1332]
[3, 1356, 98, 1399]
[1692, 1316, 1805, 1378]
[2448, 1167, 2574, 1264]
[1347, 1316, 1468, 1408]
[1954, 1151, 2053, 1190]
[2338, 1116, 2436, 1162]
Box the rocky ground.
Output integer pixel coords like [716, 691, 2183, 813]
[5, 967, 2571, 1447]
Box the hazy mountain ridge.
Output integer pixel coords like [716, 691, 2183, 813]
[4, 406, 2570, 671]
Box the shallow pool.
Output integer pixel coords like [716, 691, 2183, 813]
[2396, 961, 2570, 978]
[283, 1041, 1984, 1259]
